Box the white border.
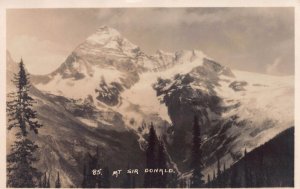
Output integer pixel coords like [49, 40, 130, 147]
[0, 0, 299, 188]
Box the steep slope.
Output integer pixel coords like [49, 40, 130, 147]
[32, 26, 144, 106]
[31, 26, 212, 109]
[152, 58, 294, 178]
[6, 51, 145, 187]
[208, 127, 294, 187]
[7, 26, 294, 187]
[6, 51, 19, 92]
[117, 50, 208, 131]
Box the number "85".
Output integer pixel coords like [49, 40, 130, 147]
[92, 169, 102, 175]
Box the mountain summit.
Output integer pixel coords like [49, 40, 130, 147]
[31, 27, 212, 103]
[76, 25, 139, 59]
[13, 26, 294, 186]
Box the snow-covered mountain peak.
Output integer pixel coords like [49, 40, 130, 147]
[86, 26, 121, 45]
[75, 26, 139, 59]
[96, 25, 120, 35]
[174, 49, 205, 62]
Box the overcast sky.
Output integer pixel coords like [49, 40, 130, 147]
[7, 8, 294, 75]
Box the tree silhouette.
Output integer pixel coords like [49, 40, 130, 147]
[7, 59, 42, 135]
[157, 139, 168, 187]
[144, 123, 158, 188]
[230, 164, 239, 187]
[213, 170, 216, 180]
[131, 175, 136, 188]
[121, 164, 132, 188]
[55, 172, 61, 188]
[102, 166, 110, 188]
[81, 165, 88, 188]
[46, 174, 50, 188]
[207, 174, 211, 188]
[190, 115, 205, 187]
[168, 172, 178, 187]
[7, 59, 43, 187]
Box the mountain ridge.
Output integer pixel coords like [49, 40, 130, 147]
[6, 26, 294, 187]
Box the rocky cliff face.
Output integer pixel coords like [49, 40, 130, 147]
[7, 26, 294, 186]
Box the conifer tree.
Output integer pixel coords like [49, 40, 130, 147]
[144, 123, 158, 188]
[230, 165, 239, 187]
[81, 164, 87, 188]
[43, 172, 47, 187]
[7, 59, 42, 135]
[257, 150, 265, 187]
[179, 179, 185, 188]
[132, 175, 136, 188]
[213, 170, 216, 180]
[207, 174, 211, 188]
[7, 59, 43, 187]
[55, 172, 61, 188]
[102, 166, 110, 188]
[190, 115, 205, 187]
[168, 172, 178, 188]
[217, 157, 221, 179]
[215, 156, 222, 187]
[46, 174, 50, 188]
[7, 136, 41, 187]
[221, 163, 227, 187]
[38, 175, 43, 188]
[121, 164, 132, 188]
[244, 154, 251, 187]
[157, 139, 167, 187]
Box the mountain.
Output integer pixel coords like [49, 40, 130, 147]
[6, 51, 19, 92]
[31, 26, 209, 108]
[6, 52, 144, 187]
[7, 26, 294, 187]
[207, 127, 294, 187]
[152, 58, 294, 178]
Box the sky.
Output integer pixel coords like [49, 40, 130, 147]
[7, 8, 294, 75]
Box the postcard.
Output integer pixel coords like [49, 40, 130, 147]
[1, 0, 298, 188]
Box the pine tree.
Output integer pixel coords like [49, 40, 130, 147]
[157, 140, 167, 188]
[179, 179, 185, 188]
[46, 174, 50, 188]
[230, 165, 239, 187]
[217, 157, 221, 179]
[144, 123, 158, 188]
[213, 170, 216, 180]
[243, 152, 254, 187]
[168, 172, 178, 188]
[121, 164, 132, 188]
[55, 172, 61, 188]
[257, 150, 265, 187]
[102, 166, 110, 188]
[221, 163, 227, 187]
[38, 175, 43, 188]
[190, 115, 205, 187]
[7, 59, 42, 136]
[7, 137, 41, 187]
[131, 175, 136, 188]
[81, 164, 87, 188]
[216, 156, 221, 187]
[7, 59, 43, 187]
[43, 172, 47, 188]
[207, 174, 211, 188]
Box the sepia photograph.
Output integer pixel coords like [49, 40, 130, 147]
[2, 1, 297, 188]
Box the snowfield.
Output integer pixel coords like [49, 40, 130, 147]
[118, 50, 208, 128]
[16, 26, 294, 185]
[35, 66, 124, 100]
